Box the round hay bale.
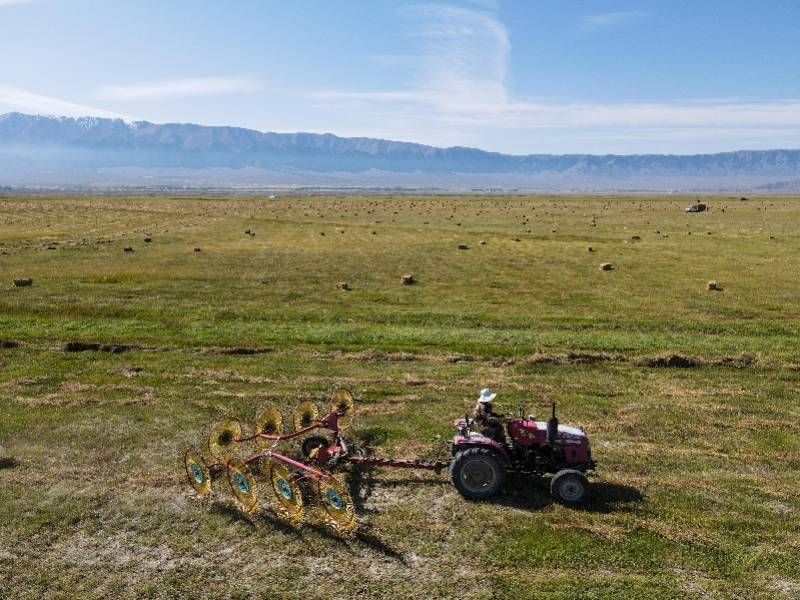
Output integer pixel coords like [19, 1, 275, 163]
[336, 281, 351, 291]
[479, 240, 486, 245]
[457, 243, 469, 250]
[401, 274, 415, 285]
[123, 246, 134, 252]
[13, 278, 33, 287]
[706, 280, 721, 291]
[193, 247, 202, 252]
[587, 245, 594, 252]
[599, 262, 614, 271]
[143, 237, 152, 243]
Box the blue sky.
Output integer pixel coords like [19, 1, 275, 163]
[1, 0, 799, 154]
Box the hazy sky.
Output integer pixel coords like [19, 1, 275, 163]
[1, 0, 799, 154]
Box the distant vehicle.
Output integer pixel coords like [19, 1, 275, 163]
[685, 203, 707, 213]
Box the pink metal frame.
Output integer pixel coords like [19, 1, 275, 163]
[212, 408, 448, 480]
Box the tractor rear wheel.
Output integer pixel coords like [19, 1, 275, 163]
[450, 447, 505, 500]
[551, 469, 589, 506]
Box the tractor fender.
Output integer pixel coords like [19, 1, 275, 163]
[451, 435, 510, 463]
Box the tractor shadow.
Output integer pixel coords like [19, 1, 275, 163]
[347, 462, 447, 516]
[497, 474, 643, 513]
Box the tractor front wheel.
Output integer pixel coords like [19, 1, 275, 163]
[551, 469, 589, 506]
[450, 447, 505, 500]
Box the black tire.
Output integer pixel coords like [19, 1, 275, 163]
[551, 469, 589, 506]
[449, 447, 506, 501]
[301, 435, 329, 458]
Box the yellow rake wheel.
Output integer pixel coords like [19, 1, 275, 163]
[314, 475, 357, 537]
[266, 461, 304, 526]
[227, 457, 260, 514]
[330, 389, 355, 428]
[184, 447, 212, 497]
[207, 418, 243, 461]
[292, 401, 319, 431]
[254, 406, 283, 449]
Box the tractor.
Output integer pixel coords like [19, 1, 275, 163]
[449, 403, 596, 505]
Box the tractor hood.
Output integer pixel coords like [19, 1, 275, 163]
[558, 424, 587, 438]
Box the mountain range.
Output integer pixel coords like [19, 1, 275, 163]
[1, 112, 798, 190]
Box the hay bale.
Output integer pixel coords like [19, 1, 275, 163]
[401, 274, 415, 285]
[0, 340, 19, 349]
[599, 262, 614, 271]
[457, 244, 469, 250]
[587, 245, 594, 252]
[12, 278, 32, 287]
[479, 240, 486, 245]
[143, 237, 152, 243]
[336, 281, 351, 291]
[123, 246, 134, 252]
[630, 235, 641, 241]
[193, 247, 202, 252]
[706, 280, 722, 291]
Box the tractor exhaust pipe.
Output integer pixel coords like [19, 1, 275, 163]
[547, 402, 559, 444]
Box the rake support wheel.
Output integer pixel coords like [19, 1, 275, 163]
[266, 461, 304, 526]
[314, 475, 357, 537]
[293, 401, 319, 431]
[330, 389, 355, 428]
[227, 457, 260, 514]
[207, 419, 243, 461]
[254, 406, 283, 448]
[184, 447, 212, 497]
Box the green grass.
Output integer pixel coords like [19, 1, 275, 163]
[0, 194, 799, 599]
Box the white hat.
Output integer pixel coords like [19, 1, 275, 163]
[478, 388, 496, 403]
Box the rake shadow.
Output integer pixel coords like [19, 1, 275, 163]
[208, 487, 407, 563]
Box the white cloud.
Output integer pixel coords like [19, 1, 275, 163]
[95, 77, 262, 101]
[581, 10, 649, 31]
[306, 4, 800, 153]
[408, 3, 510, 109]
[0, 85, 130, 119]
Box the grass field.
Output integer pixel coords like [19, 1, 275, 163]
[0, 193, 799, 599]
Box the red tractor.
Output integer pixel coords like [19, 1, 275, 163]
[450, 403, 596, 505]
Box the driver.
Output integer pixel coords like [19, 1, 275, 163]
[472, 388, 506, 444]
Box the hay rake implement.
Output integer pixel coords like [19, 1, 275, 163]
[182, 390, 447, 537]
